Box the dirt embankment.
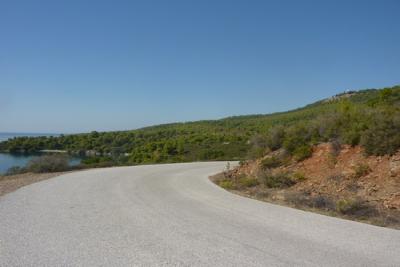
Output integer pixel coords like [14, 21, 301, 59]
[0, 172, 69, 197]
[211, 143, 400, 229]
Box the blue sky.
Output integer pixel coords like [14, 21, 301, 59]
[1, 0, 399, 133]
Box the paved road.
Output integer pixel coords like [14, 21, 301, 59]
[1, 162, 399, 266]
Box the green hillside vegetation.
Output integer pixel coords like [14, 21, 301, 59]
[1, 85, 399, 167]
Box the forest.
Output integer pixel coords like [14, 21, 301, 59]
[1, 85, 399, 167]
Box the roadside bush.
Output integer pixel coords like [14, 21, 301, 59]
[346, 182, 360, 192]
[285, 192, 335, 210]
[263, 172, 296, 188]
[360, 112, 400, 156]
[336, 198, 377, 217]
[284, 192, 310, 207]
[329, 138, 342, 157]
[327, 173, 345, 183]
[260, 156, 282, 169]
[327, 152, 338, 166]
[247, 135, 268, 160]
[82, 156, 113, 165]
[27, 154, 70, 173]
[238, 177, 259, 188]
[311, 195, 335, 210]
[292, 145, 313, 161]
[291, 172, 306, 182]
[353, 163, 371, 179]
[336, 199, 352, 214]
[266, 126, 285, 151]
[5, 166, 27, 176]
[219, 180, 236, 190]
[282, 124, 311, 153]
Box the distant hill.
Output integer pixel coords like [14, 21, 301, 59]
[1, 85, 399, 167]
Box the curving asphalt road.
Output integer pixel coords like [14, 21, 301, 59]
[0, 162, 399, 266]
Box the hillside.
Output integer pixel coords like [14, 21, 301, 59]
[1, 85, 400, 168]
[211, 143, 400, 228]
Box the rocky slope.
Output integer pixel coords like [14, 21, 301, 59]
[212, 143, 400, 228]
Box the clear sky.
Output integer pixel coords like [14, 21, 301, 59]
[1, 0, 399, 133]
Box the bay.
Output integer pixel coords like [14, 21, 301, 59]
[0, 132, 81, 174]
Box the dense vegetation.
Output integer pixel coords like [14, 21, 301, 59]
[4, 154, 73, 175]
[1, 85, 399, 167]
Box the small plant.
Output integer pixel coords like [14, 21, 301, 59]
[336, 198, 377, 218]
[285, 192, 335, 210]
[353, 163, 371, 178]
[5, 166, 26, 176]
[346, 182, 360, 192]
[27, 154, 70, 173]
[263, 172, 296, 188]
[327, 173, 344, 183]
[219, 180, 236, 190]
[260, 156, 281, 169]
[293, 145, 313, 161]
[311, 195, 335, 210]
[327, 153, 338, 166]
[238, 177, 259, 188]
[266, 126, 285, 151]
[329, 138, 342, 157]
[284, 192, 310, 207]
[336, 199, 353, 214]
[292, 172, 306, 182]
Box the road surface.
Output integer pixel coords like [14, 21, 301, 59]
[1, 162, 399, 266]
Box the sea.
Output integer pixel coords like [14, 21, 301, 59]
[0, 132, 80, 174]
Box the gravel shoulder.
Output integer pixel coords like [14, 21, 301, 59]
[0, 172, 70, 196]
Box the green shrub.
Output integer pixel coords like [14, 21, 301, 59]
[329, 139, 342, 157]
[219, 180, 236, 190]
[336, 199, 352, 213]
[82, 156, 113, 165]
[238, 177, 259, 188]
[293, 145, 312, 161]
[5, 166, 27, 176]
[282, 124, 311, 153]
[292, 172, 306, 182]
[27, 154, 70, 173]
[336, 198, 377, 217]
[263, 172, 296, 188]
[266, 126, 285, 151]
[260, 156, 282, 169]
[360, 112, 400, 156]
[327, 153, 338, 166]
[284, 192, 309, 207]
[311, 195, 335, 210]
[285, 192, 335, 210]
[353, 163, 371, 178]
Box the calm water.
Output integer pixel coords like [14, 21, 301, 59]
[0, 132, 80, 174]
[0, 153, 81, 174]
